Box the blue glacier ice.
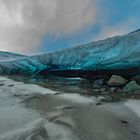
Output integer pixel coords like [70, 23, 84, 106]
[0, 29, 140, 77]
[0, 52, 46, 75]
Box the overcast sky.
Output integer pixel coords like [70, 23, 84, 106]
[0, 0, 140, 54]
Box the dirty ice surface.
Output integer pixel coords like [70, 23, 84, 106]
[0, 76, 140, 140]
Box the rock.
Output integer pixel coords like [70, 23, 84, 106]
[96, 95, 112, 102]
[132, 89, 140, 95]
[108, 75, 128, 86]
[132, 131, 138, 135]
[102, 96, 113, 102]
[121, 120, 128, 124]
[13, 94, 20, 97]
[93, 79, 104, 89]
[9, 84, 14, 87]
[0, 83, 4, 86]
[55, 105, 74, 110]
[101, 91, 110, 95]
[96, 96, 105, 102]
[116, 88, 122, 93]
[123, 81, 140, 92]
[100, 88, 106, 92]
[97, 95, 120, 102]
[93, 89, 101, 93]
[96, 102, 102, 106]
[110, 87, 117, 93]
[132, 75, 140, 84]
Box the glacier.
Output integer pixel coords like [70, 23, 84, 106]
[0, 29, 140, 78]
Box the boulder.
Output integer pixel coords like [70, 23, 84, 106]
[101, 91, 110, 95]
[132, 75, 140, 84]
[93, 79, 104, 89]
[97, 95, 119, 102]
[108, 75, 128, 86]
[100, 87, 106, 92]
[102, 96, 113, 102]
[110, 87, 117, 93]
[123, 81, 140, 92]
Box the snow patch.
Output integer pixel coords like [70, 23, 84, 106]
[0, 76, 57, 95]
[60, 93, 95, 104]
[124, 100, 140, 118]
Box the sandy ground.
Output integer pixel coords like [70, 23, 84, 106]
[0, 76, 140, 140]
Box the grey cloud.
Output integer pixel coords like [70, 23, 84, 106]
[0, 0, 96, 54]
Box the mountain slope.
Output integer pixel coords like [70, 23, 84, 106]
[32, 29, 140, 77]
[0, 52, 46, 75]
[0, 29, 140, 77]
[0, 51, 26, 62]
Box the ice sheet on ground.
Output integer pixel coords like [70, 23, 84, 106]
[60, 93, 95, 104]
[124, 100, 140, 118]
